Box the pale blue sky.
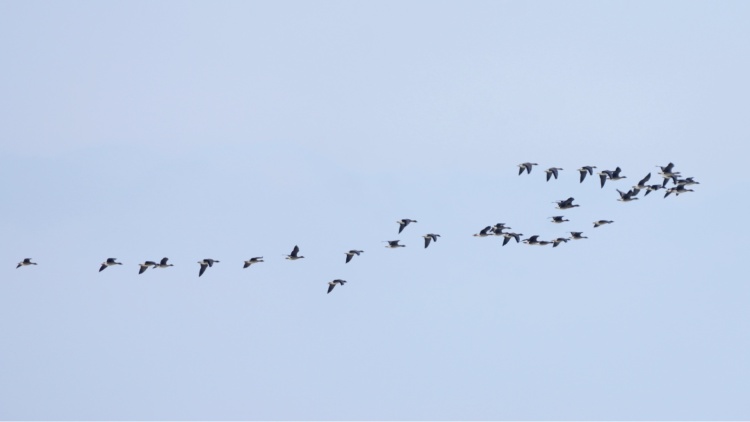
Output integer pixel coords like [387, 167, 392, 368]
[2, 1, 749, 420]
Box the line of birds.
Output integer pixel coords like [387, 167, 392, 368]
[518, 161, 700, 195]
[13, 162, 698, 293]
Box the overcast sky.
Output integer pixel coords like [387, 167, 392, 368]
[2, 1, 749, 420]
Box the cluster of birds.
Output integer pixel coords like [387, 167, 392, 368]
[13, 162, 698, 294]
[475, 161, 699, 247]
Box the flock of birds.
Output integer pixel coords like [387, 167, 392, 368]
[13, 162, 698, 294]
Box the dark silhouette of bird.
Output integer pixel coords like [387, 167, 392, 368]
[518, 162, 538, 175]
[422, 234, 440, 249]
[198, 259, 219, 277]
[554, 197, 579, 209]
[545, 167, 563, 181]
[286, 245, 304, 260]
[99, 258, 122, 272]
[138, 261, 157, 274]
[327, 279, 347, 294]
[397, 219, 418, 234]
[243, 257, 264, 268]
[578, 166, 597, 183]
[345, 250, 363, 264]
[16, 258, 37, 269]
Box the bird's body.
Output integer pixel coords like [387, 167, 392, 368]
[518, 162, 538, 175]
[644, 184, 664, 196]
[384, 240, 405, 248]
[99, 258, 122, 272]
[633, 173, 652, 190]
[550, 216, 569, 223]
[578, 166, 597, 183]
[423, 233, 440, 249]
[554, 197, 579, 210]
[16, 258, 37, 269]
[138, 261, 158, 274]
[664, 185, 695, 198]
[473, 226, 493, 237]
[599, 167, 626, 188]
[327, 279, 347, 294]
[198, 258, 219, 277]
[286, 245, 304, 260]
[676, 177, 700, 186]
[552, 237, 570, 247]
[154, 257, 174, 269]
[523, 235, 541, 245]
[545, 167, 563, 181]
[492, 223, 511, 235]
[397, 219, 417, 234]
[243, 257, 264, 268]
[594, 220, 614, 228]
[617, 189, 640, 202]
[345, 250, 363, 264]
[502, 232, 522, 246]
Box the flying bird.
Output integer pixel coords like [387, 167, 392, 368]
[99, 258, 122, 272]
[644, 184, 664, 196]
[570, 231, 588, 239]
[422, 233, 441, 249]
[657, 162, 681, 186]
[345, 250, 364, 264]
[397, 219, 418, 234]
[502, 232, 522, 246]
[154, 257, 174, 269]
[16, 258, 37, 269]
[550, 216, 569, 223]
[594, 220, 614, 228]
[617, 189, 640, 202]
[522, 235, 541, 245]
[518, 162, 538, 175]
[473, 226, 494, 237]
[138, 261, 158, 274]
[491, 223, 511, 235]
[664, 185, 695, 198]
[554, 197, 579, 209]
[633, 173, 652, 190]
[286, 245, 304, 260]
[676, 177, 699, 186]
[545, 167, 563, 181]
[384, 240, 405, 248]
[577, 166, 597, 183]
[243, 257, 264, 268]
[198, 259, 219, 277]
[552, 237, 570, 247]
[327, 279, 347, 294]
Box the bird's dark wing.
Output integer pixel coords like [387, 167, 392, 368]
[345, 254, 353, 263]
[99, 264, 107, 272]
[327, 284, 335, 294]
[199, 264, 207, 277]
